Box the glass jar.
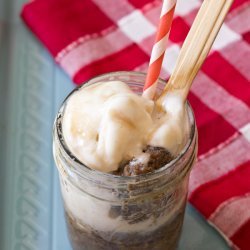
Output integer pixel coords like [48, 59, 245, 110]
[53, 71, 197, 250]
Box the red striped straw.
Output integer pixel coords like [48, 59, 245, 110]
[143, 0, 177, 100]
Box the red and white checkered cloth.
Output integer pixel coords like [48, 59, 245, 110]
[21, 0, 250, 249]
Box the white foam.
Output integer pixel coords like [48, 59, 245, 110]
[60, 176, 186, 233]
[63, 80, 190, 173]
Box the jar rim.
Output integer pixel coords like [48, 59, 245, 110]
[53, 71, 197, 185]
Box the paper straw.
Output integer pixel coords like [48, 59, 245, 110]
[143, 0, 177, 100]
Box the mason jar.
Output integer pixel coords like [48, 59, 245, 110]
[53, 71, 197, 250]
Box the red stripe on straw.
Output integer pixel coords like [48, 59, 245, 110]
[156, 7, 176, 42]
[144, 54, 165, 90]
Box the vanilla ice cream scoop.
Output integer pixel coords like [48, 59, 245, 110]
[63, 81, 190, 172]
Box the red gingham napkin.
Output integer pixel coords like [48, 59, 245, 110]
[21, 0, 250, 249]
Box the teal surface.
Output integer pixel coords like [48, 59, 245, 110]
[0, 0, 230, 249]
